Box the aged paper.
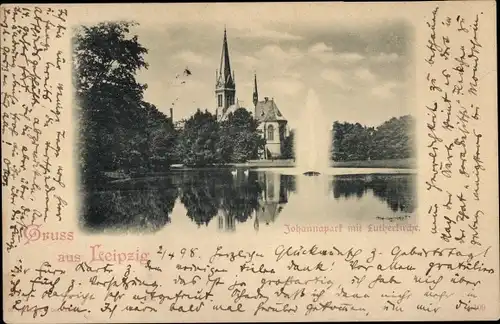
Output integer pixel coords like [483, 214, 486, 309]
[2, 2, 498, 322]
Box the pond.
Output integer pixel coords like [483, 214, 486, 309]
[80, 169, 417, 234]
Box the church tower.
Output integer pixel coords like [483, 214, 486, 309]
[215, 28, 236, 119]
[253, 73, 259, 111]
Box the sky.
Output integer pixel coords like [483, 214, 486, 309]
[131, 8, 414, 129]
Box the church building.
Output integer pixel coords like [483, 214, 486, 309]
[215, 28, 289, 160]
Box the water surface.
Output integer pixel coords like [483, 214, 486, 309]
[81, 169, 417, 234]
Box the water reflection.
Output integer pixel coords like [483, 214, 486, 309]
[251, 173, 296, 231]
[81, 170, 415, 233]
[179, 171, 224, 227]
[81, 176, 179, 232]
[332, 174, 416, 213]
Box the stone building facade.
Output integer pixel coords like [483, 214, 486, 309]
[215, 28, 289, 160]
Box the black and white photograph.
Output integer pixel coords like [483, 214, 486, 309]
[74, 14, 417, 234]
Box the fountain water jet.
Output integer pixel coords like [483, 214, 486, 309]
[295, 89, 332, 175]
[293, 89, 332, 196]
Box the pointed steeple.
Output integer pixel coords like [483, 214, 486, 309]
[215, 27, 236, 119]
[253, 73, 259, 108]
[218, 27, 234, 87]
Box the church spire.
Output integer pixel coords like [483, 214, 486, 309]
[215, 27, 236, 119]
[219, 27, 233, 86]
[253, 73, 259, 108]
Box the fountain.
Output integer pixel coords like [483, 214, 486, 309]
[295, 89, 332, 175]
[292, 89, 333, 196]
[254, 88, 413, 177]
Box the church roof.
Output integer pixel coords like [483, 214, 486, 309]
[255, 98, 286, 122]
[219, 99, 242, 121]
[216, 28, 235, 89]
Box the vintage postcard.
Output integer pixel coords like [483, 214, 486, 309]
[2, 1, 499, 322]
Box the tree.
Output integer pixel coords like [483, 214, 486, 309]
[371, 115, 415, 160]
[332, 122, 371, 161]
[177, 109, 221, 167]
[282, 129, 295, 160]
[74, 21, 151, 185]
[143, 102, 179, 171]
[219, 108, 265, 163]
[331, 115, 415, 162]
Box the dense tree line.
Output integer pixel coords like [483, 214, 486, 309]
[74, 22, 264, 186]
[177, 108, 265, 167]
[331, 115, 415, 162]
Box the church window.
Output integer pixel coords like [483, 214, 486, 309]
[267, 125, 274, 141]
[218, 94, 222, 107]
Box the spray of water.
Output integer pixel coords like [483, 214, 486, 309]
[293, 89, 332, 195]
[295, 89, 332, 174]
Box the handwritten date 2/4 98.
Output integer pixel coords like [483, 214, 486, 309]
[157, 246, 199, 260]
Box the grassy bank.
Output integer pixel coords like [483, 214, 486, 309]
[238, 158, 416, 169]
[331, 158, 416, 169]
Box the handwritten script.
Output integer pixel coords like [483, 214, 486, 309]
[424, 6, 487, 247]
[2, 3, 498, 323]
[1, 6, 69, 252]
[5, 243, 494, 320]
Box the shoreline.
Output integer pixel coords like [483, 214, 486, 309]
[104, 158, 416, 182]
[186, 157, 417, 170]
